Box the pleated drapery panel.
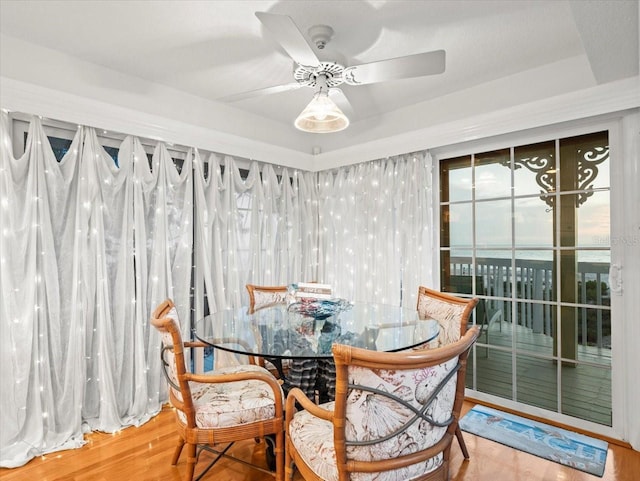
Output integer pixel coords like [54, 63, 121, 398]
[193, 150, 226, 314]
[140, 142, 193, 410]
[397, 154, 433, 308]
[318, 152, 433, 307]
[0, 115, 192, 467]
[76, 129, 156, 431]
[193, 154, 320, 313]
[1, 116, 87, 465]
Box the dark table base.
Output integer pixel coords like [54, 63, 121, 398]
[268, 357, 336, 403]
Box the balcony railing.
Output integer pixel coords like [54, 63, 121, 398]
[448, 256, 611, 349]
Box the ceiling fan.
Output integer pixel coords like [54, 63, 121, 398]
[221, 12, 446, 133]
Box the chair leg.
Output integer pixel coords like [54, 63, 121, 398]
[456, 425, 470, 459]
[185, 442, 197, 481]
[284, 438, 294, 481]
[172, 437, 185, 465]
[275, 429, 285, 481]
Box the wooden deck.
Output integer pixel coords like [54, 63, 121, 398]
[467, 321, 612, 426]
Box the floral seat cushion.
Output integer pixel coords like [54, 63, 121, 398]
[289, 401, 338, 480]
[176, 364, 282, 429]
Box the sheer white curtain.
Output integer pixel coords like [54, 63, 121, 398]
[318, 152, 433, 307]
[0, 114, 192, 467]
[1, 115, 87, 466]
[193, 153, 319, 312]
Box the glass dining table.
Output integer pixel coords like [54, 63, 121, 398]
[193, 300, 439, 402]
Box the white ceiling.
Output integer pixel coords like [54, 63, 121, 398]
[0, 0, 638, 162]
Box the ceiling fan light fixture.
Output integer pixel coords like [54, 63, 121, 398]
[294, 91, 349, 133]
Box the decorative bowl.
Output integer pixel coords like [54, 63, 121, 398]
[287, 298, 352, 320]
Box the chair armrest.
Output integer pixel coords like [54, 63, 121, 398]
[184, 341, 208, 349]
[285, 387, 333, 425]
[188, 370, 279, 388]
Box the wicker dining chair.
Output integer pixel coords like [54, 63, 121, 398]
[285, 327, 480, 481]
[150, 299, 284, 481]
[246, 284, 289, 313]
[245, 284, 291, 377]
[416, 286, 479, 459]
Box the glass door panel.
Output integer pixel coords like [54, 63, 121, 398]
[512, 301, 554, 357]
[516, 353, 558, 411]
[561, 364, 611, 425]
[575, 191, 611, 247]
[441, 203, 473, 247]
[440, 155, 472, 202]
[475, 149, 511, 199]
[474, 349, 513, 398]
[440, 130, 612, 427]
[475, 199, 512, 248]
[514, 197, 554, 247]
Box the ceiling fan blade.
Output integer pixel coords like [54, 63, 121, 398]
[329, 88, 355, 118]
[219, 82, 303, 103]
[255, 12, 321, 67]
[343, 50, 445, 85]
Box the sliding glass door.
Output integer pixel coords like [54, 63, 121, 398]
[438, 130, 613, 427]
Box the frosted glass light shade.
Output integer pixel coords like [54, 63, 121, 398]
[294, 93, 349, 133]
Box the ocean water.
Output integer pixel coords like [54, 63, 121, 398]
[449, 249, 610, 264]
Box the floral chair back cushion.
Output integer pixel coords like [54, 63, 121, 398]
[417, 295, 467, 347]
[343, 357, 459, 480]
[253, 289, 287, 309]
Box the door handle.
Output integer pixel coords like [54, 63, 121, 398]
[609, 263, 622, 295]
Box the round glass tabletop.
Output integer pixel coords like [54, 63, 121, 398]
[193, 301, 439, 360]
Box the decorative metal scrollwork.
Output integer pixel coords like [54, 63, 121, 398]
[501, 143, 609, 209]
[513, 155, 556, 208]
[576, 145, 609, 206]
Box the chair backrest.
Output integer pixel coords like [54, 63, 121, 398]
[416, 286, 479, 347]
[246, 284, 288, 313]
[150, 299, 196, 426]
[331, 327, 480, 480]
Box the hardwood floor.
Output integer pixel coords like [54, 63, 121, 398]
[1, 402, 638, 481]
